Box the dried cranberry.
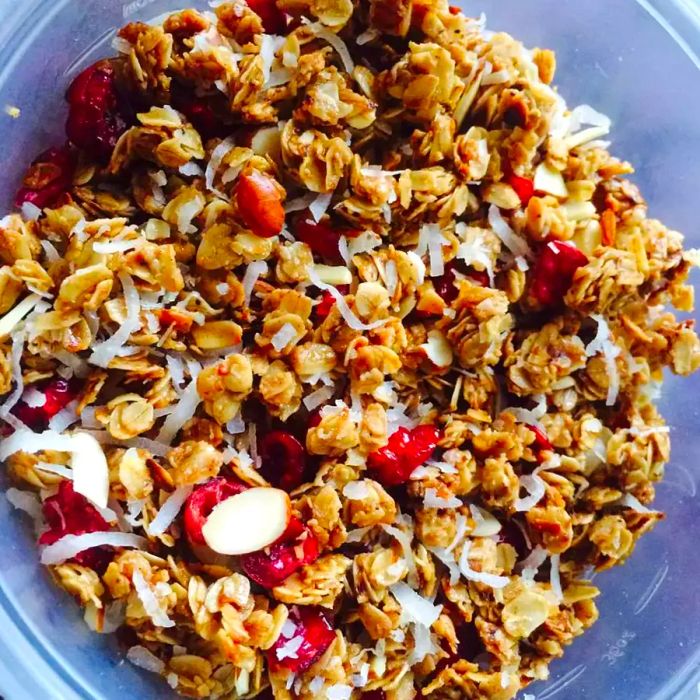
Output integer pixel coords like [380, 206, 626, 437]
[362, 692, 386, 700]
[39, 481, 112, 571]
[456, 622, 484, 661]
[531, 238, 588, 307]
[267, 606, 335, 673]
[526, 424, 553, 453]
[236, 171, 285, 238]
[240, 516, 319, 588]
[258, 430, 306, 492]
[11, 377, 80, 431]
[246, 0, 286, 33]
[294, 218, 345, 262]
[15, 146, 75, 209]
[314, 290, 338, 320]
[467, 269, 490, 287]
[184, 477, 248, 545]
[505, 173, 535, 206]
[368, 425, 441, 486]
[308, 409, 323, 429]
[65, 60, 128, 159]
[177, 100, 220, 140]
[433, 263, 458, 304]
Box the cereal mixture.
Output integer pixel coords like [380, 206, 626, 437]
[1, 1, 699, 698]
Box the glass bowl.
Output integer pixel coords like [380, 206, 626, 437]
[0, 0, 698, 698]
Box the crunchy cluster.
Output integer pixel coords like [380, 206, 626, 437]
[1, 1, 699, 699]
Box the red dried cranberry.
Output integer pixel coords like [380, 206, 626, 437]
[258, 430, 306, 492]
[368, 425, 441, 487]
[177, 100, 220, 140]
[531, 238, 588, 307]
[526, 424, 553, 453]
[240, 516, 319, 588]
[267, 606, 335, 673]
[314, 290, 338, 320]
[505, 173, 535, 206]
[246, 0, 286, 34]
[294, 218, 345, 262]
[308, 409, 323, 429]
[15, 146, 75, 209]
[65, 60, 128, 159]
[12, 377, 80, 431]
[467, 269, 490, 287]
[433, 263, 458, 304]
[39, 481, 112, 571]
[184, 477, 248, 545]
[362, 692, 386, 700]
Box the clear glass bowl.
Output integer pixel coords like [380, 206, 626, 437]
[0, 0, 698, 698]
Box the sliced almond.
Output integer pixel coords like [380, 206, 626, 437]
[533, 162, 568, 198]
[202, 487, 291, 555]
[421, 330, 454, 368]
[312, 264, 353, 286]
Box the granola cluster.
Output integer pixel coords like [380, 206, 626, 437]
[1, 1, 699, 699]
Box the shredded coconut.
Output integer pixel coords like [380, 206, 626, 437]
[459, 539, 510, 588]
[242, 260, 268, 306]
[40, 531, 147, 565]
[205, 137, 236, 198]
[488, 205, 532, 258]
[127, 645, 165, 673]
[132, 570, 176, 628]
[390, 581, 442, 627]
[307, 23, 354, 73]
[303, 384, 334, 411]
[148, 486, 194, 536]
[156, 375, 201, 444]
[343, 480, 371, 500]
[423, 488, 461, 509]
[270, 322, 299, 352]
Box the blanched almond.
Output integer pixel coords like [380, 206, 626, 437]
[202, 487, 291, 555]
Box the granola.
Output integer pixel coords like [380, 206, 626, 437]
[1, 1, 699, 699]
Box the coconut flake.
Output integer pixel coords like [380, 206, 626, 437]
[549, 553, 563, 600]
[21, 202, 42, 221]
[148, 485, 194, 536]
[481, 69, 510, 86]
[276, 635, 304, 661]
[390, 581, 442, 627]
[307, 266, 387, 331]
[343, 481, 371, 501]
[423, 488, 461, 509]
[356, 27, 379, 45]
[126, 646, 165, 674]
[303, 384, 334, 411]
[179, 161, 204, 177]
[488, 205, 531, 258]
[617, 493, 651, 513]
[308, 23, 354, 73]
[40, 239, 61, 263]
[48, 400, 79, 432]
[156, 377, 201, 444]
[132, 570, 175, 628]
[205, 137, 236, 198]
[89, 273, 140, 368]
[327, 685, 352, 700]
[514, 474, 546, 512]
[459, 539, 510, 588]
[260, 34, 285, 86]
[284, 192, 317, 214]
[35, 461, 73, 479]
[585, 314, 621, 406]
[270, 322, 299, 352]
[341, 231, 382, 266]
[242, 260, 268, 306]
[0, 293, 41, 339]
[533, 162, 568, 198]
[309, 193, 333, 222]
[382, 522, 418, 586]
[22, 386, 46, 408]
[445, 514, 468, 554]
[40, 531, 147, 565]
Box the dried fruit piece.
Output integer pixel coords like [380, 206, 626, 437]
[183, 477, 247, 545]
[15, 146, 75, 209]
[433, 263, 458, 304]
[12, 377, 80, 431]
[258, 430, 307, 491]
[246, 0, 286, 34]
[201, 487, 291, 555]
[368, 425, 441, 486]
[294, 218, 344, 262]
[314, 290, 338, 319]
[240, 516, 319, 588]
[65, 59, 129, 159]
[235, 171, 285, 238]
[267, 605, 335, 673]
[527, 424, 553, 453]
[39, 481, 111, 571]
[531, 238, 588, 307]
[506, 173, 535, 205]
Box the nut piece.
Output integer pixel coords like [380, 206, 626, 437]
[202, 487, 292, 555]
